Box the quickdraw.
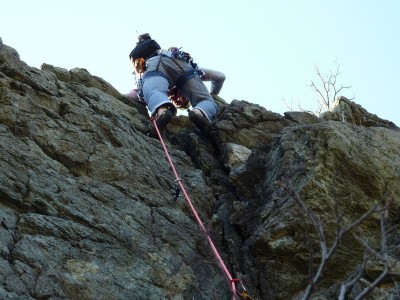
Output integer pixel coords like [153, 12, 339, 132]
[168, 46, 198, 69]
[168, 86, 190, 110]
[236, 281, 255, 300]
[172, 179, 181, 200]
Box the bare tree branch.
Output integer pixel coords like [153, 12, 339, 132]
[339, 253, 368, 300]
[352, 209, 398, 300]
[281, 96, 295, 112]
[275, 179, 388, 300]
[309, 79, 328, 108]
[309, 63, 352, 113]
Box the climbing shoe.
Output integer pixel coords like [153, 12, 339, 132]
[148, 109, 173, 138]
[188, 110, 211, 135]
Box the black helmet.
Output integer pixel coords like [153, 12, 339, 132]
[129, 34, 161, 61]
[137, 33, 151, 43]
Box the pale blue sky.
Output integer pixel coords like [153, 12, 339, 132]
[1, 0, 399, 126]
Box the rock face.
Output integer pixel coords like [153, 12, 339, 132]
[1, 38, 400, 300]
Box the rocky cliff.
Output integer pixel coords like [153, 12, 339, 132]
[1, 38, 399, 300]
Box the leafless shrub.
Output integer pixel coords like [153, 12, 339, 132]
[282, 62, 353, 116]
[339, 206, 400, 299]
[281, 96, 314, 115]
[309, 63, 352, 115]
[275, 179, 399, 300]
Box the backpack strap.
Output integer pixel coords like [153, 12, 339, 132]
[175, 70, 198, 89]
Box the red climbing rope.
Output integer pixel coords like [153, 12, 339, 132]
[152, 119, 240, 300]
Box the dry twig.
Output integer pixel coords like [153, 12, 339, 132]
[275, 179, 391, 300]
[308, 63, 352, 114]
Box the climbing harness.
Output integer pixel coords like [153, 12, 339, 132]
[167, 68, 199, 110]
[142, 50, 200, 110]
[152, 119, 255, 300]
